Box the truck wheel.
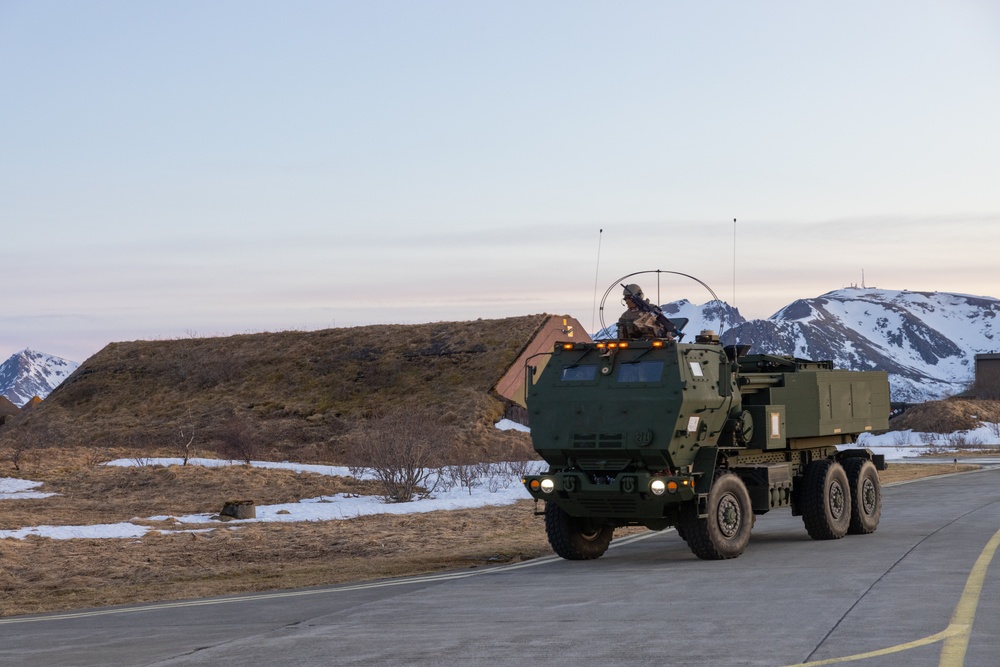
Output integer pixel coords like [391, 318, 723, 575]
[543, 502, 614, 560]
[802, 459, 851, 540]
[843, 458, 881, 535]
[680, 472, 752, 560]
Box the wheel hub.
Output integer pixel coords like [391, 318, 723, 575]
[717, 492, 741, 537]
[829, 480, 846, 519]
[861, 478, 877, 515]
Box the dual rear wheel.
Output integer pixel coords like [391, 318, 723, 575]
[682, 458, 881, 559]
[802, 458, 881, 539]
[843, 458, 882, 534]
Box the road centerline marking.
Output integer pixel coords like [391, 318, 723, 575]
[783, 526, 1000, 667]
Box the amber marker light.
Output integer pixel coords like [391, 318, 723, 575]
[652, 341, 664, 348]
[562, 343, 574, 350]
[619, 342, 629, 348]
[529, 479, 541, 492]
[667, 480, 679, 493]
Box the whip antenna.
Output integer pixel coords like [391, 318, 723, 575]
[732, 218, 737, 309]
[591, 228, 603, 334]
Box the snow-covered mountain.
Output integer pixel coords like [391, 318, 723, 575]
[598, 288, 1000, 402]
[661, 298, 746, 338]
[0, 349, 80, 407]
[595, 299, 745, 340]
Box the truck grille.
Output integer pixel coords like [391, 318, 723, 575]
[577, 458, 630, 471]
[578, 497, 638, 515]
[572, 433, 625, 449]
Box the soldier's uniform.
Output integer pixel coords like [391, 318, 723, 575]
[617, 284, 677, 340]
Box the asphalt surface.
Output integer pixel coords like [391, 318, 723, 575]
[2, 467, 998, 667]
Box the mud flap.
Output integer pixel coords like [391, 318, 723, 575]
[691, 445, 718, 519]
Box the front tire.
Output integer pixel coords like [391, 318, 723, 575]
[844, 458, 881, 535]
[802, 459, 851, 540]
[544, 502, 614, 560]
[680, 472, 753, 560]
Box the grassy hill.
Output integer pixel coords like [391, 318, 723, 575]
[889, 397, 1000, 434]
[1, 316, 549, 463]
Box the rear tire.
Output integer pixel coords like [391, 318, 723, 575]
[544, 502, 614, 560]
[844, 458, 881, 535]
[802, 459, 851, 540]
[680, 472, 753, 560]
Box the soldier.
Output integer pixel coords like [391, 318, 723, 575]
[617, 284, 677, 340]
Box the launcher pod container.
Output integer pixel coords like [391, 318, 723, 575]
[521, 333, 890, 561]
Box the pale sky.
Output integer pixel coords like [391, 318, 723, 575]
[2, 1, 999, 363]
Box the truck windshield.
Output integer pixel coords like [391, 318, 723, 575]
[560, 365, 597, 381]
[616, 360, 665, 383]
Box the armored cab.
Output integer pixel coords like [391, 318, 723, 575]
[522, 332, 889, 562]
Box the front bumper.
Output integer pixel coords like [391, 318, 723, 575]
[522, 470, 696, 519]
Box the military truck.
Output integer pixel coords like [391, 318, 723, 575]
[521, 272, 890, 560]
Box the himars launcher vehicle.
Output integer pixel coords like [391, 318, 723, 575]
[522, 272, 890, 560]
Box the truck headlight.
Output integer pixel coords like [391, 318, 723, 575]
[540, 478, 555, 494]
[650, 479, 666, 496]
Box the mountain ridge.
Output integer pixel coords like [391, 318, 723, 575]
[0, 349, 80, 407]
[646, 287, 998, 401]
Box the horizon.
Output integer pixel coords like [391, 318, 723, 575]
[3, 2, 998, 364]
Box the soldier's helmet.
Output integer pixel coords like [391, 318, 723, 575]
[623, 284, 644, 301]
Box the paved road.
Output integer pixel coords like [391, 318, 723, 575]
[2, 467, 998, 667]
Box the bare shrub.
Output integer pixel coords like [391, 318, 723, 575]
[219, 417, 263, 464]
[435, 474, 454, 492]
[944, 431, 969, 449]
[115, 431, 154, 466]
[176, 427, 196, 465]
[446, 463, 484, 496]
[466, 461, 519, 493]
[499, 460, 533, 478]
[442, 460, 523, 495]
[3, 433, 36, 471]
[345, 410, 452, 502]
[86, 447, 109, 468]
[485, 462, 513, 493]
[891, 431, 912, 447]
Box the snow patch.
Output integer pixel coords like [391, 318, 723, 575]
[494, 418, 530, 433]
[0, 477, 58, 500]
[2, 457, 542, 541]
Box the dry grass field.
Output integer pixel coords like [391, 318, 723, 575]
[0, 452, 979, 618]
